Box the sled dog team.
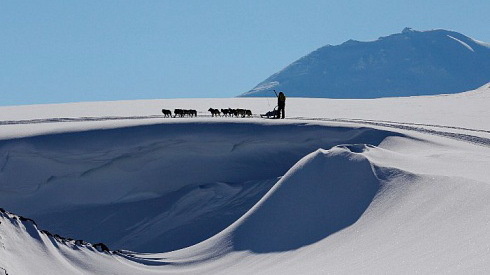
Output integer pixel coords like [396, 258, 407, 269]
[161, 108, 253, 118]
[161, 91, 285, 119]
[162, 90, 286, 118]
[208, 108, 252, 118]
[161, 109, 197, 118]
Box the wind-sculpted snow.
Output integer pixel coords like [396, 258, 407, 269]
[230, 146, 380, 252]
[158, 140, 490, 274]
[0, 209, 121, 274]
[1, 119, 490, 274]
[0, 122, 401, 253]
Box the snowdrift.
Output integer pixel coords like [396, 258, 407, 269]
[3, 135, 489, 274]
[164, 140, 490, 274]
[0, 121, 400, 253]
[230, 146, 380, 252]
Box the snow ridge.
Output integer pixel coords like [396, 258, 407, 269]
[229, 146, 381, 253]
[447, 35, 475, 52]
[0, 208, 120, 274]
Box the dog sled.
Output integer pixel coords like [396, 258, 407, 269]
[260, 106, 279, 119]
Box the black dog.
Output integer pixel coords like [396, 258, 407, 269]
[174, 109, 184, 117]
[161, 109, 172, 118]
[208, 108, 221, 117]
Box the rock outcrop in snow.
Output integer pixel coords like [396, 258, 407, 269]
[0, 209, 120, 274]
[241, 28, 490, 98]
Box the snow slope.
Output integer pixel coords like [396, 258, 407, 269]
[1, 84, 490, 274]
[1, 121, 398, 253]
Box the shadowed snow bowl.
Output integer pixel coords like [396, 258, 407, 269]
[0, 121, 402, 252]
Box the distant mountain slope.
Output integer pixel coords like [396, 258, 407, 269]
[240, 28, 490, 98]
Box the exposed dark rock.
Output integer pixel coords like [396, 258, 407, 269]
[18, 215, 37, 226]
[40, 230, 53, 237]
[75, 240, 88, 246]
[93, 242, 110, 253]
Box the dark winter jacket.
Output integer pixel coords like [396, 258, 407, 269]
[278, 92, 286, 107]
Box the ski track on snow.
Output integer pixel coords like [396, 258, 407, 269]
[289, 117, 490, 147]
[1, 115, 489, 147]
[0, 115, 164, 125]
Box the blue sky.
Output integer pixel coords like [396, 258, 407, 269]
[1, 0, 489, 106]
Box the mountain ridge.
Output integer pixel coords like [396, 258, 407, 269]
[240, 28, 490, 98]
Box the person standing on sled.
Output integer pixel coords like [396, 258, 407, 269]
[276, 91, 286, 119]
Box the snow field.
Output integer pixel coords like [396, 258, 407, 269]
[1, 84, 490, 274]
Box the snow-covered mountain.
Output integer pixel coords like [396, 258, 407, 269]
[1, 84, 490, 274]
[241, 28, 490, 98]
